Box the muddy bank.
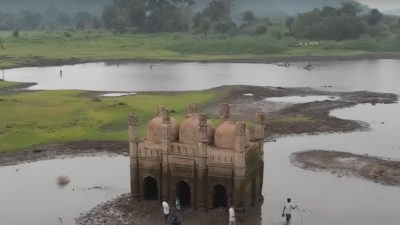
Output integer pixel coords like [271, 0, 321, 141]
[0, 141, 128, 166]
[291, 150, 400, 186]
[201, 85, 398, 139]
[75, 193, 261, 225]
[4, 52, 400, 70]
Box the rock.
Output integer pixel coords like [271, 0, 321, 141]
[56, 175, 71, 186]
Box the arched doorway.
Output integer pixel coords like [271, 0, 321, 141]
[212, 184, 228, 208]
[176, 180, 191, 207]
[143, 176, 158, 200]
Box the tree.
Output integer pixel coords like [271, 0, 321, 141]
[102, 5, 120, 29]
[254, 25, 267, 35]
[366, 9, 383, 26]
[243, 10, 254, 25]
[92, 17, 102, 29]
[202, 0, 228, 22]
[285, 17, 295, 34]
[13, 30, 19, 38]
[340, 2, 361, 16]
[199, 17, 211, 39]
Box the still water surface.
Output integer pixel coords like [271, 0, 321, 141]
[3, 59, 400, 93]
[1, 60, 399, 225]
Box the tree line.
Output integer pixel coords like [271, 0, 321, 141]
[0, 8, 101, 31]
[286, 2, 399, 40]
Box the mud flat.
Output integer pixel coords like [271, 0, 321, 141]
[291, 150, 400, 186]
[202, 85, 398, 138]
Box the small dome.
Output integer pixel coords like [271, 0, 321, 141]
[179, 115, 215, 144]
[214, 121, 249, 149]
[147, 116, 179, 143]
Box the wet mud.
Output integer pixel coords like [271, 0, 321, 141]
[291, 150, 400, 187]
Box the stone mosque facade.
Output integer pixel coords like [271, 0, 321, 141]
[128, 103, 265, 212]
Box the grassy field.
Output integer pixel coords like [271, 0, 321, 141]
[0, 80, 21, 90]
[0, 83, 226, 152]
[1, 30, 398, 69]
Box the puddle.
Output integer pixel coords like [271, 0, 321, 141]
[265, 95, 339, 103]
[101, 92, 137, 97]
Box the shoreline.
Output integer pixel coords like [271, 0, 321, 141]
[291, 150, 400, 187]
[2, 52, 400, 70]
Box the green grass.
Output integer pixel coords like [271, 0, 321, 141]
[0, 88, 226, 152]
[1, 30, 399, 69]
[0, 80, 20, 90]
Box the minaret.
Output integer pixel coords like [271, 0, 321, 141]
[161, 109, 171, 202]
[254, 112, 266, 202]
[255, 112, 266, 141]
[129, 113, 139, 200]
[220, 103, 230, 121]
[188, 103, 198, 117]
[197, 113, 209, 210]
[233, 122, 247, 212]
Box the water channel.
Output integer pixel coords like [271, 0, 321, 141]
[1, 59, 399, 225]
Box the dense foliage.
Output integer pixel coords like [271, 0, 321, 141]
[291, 3, 396, 40]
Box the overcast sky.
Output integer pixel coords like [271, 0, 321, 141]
[357, 0, 400, 10]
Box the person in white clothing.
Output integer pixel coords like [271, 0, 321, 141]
[282, 198, 297, 224]
[229, 206, 236, 225]
[162, 201, 170, 220]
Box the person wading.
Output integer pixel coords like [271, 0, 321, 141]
[162, 201, 170, 221]
[282, 198, 298, 225]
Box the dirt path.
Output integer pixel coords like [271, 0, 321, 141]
[291, 150, 400, 187]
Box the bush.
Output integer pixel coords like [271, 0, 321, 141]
[12, 30, 19, 38]
[254, 25, 267, 35]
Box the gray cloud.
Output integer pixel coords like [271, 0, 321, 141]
[358, 0, 400, 10]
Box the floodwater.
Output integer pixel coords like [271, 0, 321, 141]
[0, 155, 129, 225]
[1, 59, 400, 225]
[2, 59, 400, 93]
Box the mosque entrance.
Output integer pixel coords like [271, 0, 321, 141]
[176, 181, 191, 207]
[143, 176, 158, 200]
[212, 184, 228, 208]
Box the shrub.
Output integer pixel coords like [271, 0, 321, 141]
[254, 25, 267, 35]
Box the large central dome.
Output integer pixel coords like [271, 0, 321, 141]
[214, 121, 249, 149]
[147, 115, 179, 143]
[179, 115, 215, 144]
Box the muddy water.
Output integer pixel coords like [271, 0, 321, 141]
[0, 155, 129, 225]
[263, 102, 400, 225]
[3, 59, 400, 92]
[1, 60, 400, 225]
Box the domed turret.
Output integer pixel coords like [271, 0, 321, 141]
[147, 107, 179, 143]
[179, 115, 215, 144]
[214, 121, 249, 149]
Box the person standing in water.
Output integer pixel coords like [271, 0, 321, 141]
[229, 205, 236, 225]
[162, 201, 170, 221]
[282, 198, 298, 224]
